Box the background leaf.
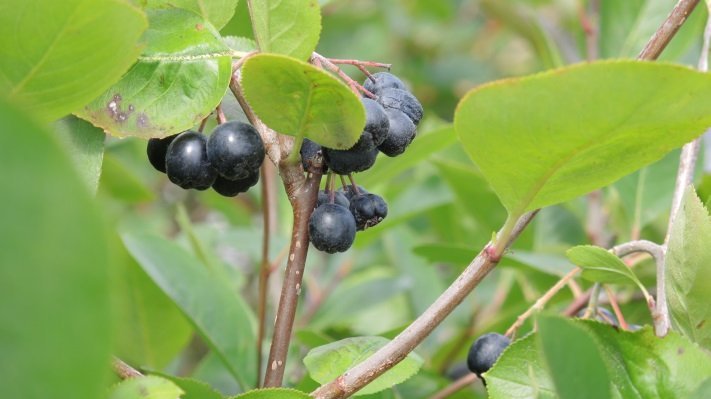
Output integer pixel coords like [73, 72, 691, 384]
[155, 374, 226, 399]
[0, 0, 147, 121]
[108, 375, 184, 399]
[248, 0, 321, 61]
[537, 316, 611, 399]
[122, 232, 257, 390]
[53, 116, 106, 194]
[0, 99, 111, 399]
[242, 53, 364, 149]
[304, 336, 423, 396]
[77, 9, 232, 138]
[146, 0, 239, 30]
[454, 61, 711, 217]
[666, 186, 711, 350]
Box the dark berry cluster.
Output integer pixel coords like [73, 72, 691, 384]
[308, 185, 388, 253]
[304, 72, 421, 253]
[146, 121, 265, 197]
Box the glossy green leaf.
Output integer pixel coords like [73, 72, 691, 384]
[77, 9, 232, 138]
[666, 186, 711, 350]
[242, 53, 364, 149]
[0, 99, 110, 399]
[53, 116, 106, 194]
[454, 61, 711, 217]
[122, 231, 257, 390]
[567, 245, 644, 289]
[487, 321, 711, 398]
[154, 374, 225, 399]
[146, 0, 239, 30]
[538, 316, 611, 399]
[0, 0, 147, 121]
[248, 0, 321, 61]
[108, 375, 183, 399]
[233, 388, 311, 399]
[359, 126, 457, 188]
[305, 336, 423, 396]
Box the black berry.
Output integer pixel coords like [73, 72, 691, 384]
[467, 333, 510, 378]
[212, 168, 260, 197]
[378, 109, 416, 157]
[360, 98, 390, 148]
[165, 131, 217, 190]
[308, 203, 356, 253]
[377, 88, 423, 125]
[323, 145, 378, 175]
[300, 138, 326, 173]
[207, 121, 265, 180]
[349, 193, 388, 230]
[363, 72, 407, 96]
[317, 190, 350, 209]
[146, 133, 178, 173]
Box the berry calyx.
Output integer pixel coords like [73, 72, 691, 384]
[301, 138, 327, 173]
[308, 203, 357, 253]
[207, 121, 265, 180]
[466, 333, 511, 378]
[165, 131, 217, 190]
[147, 133, 178, 173]
[212, 168, 260, 197]
[349, 193, 387, 230]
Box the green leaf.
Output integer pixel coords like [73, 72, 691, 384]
[304, 336, 423, 396]
[122, 231, 257, 390]
[486, 334, 556, 399]
[100, 153, 156, 203]
[666, 186, 711, 350]
[154, 374, 225, 399]
[146, 0, 239, 30]
[487, 321, 711, 398]
[412, 242, 474, 265]
[691, 378, 711, 399]
[242, 53, 364, 149]
[53, 116, 106, 195]
[108, 376, 184, 399]
[232, 388, 311, 399]
[0, 0, 147, 121]
[505, 251, 576, 277]
[537, 316, 611, 399]
[248, 0, 321, 61]
[77, 9, 232, 138]
[0, 99, 110, 399]
[112, 246, 193, 369]
[224, 36, 258, 52]
[566, 245, 645, 290]
[358, 126, 457, 188]
[454, 61, 711, 217]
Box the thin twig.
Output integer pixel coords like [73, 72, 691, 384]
[112, 357, 143, 380]
[578, 0, 600, 62]
[604, 285, 630, 331]
[311, 211, 539, 399]
[505, 267, 580, 339]
[637, 0, 701, 60]
[311, 53, 377, 98]
[429, 373, 478, 399]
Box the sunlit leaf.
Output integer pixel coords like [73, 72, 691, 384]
[248, 0, 321, 61]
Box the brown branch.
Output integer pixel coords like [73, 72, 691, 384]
[112, 357, 143, 380]
[311, 211, 538, 399]
[637, 0, 701, 60]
